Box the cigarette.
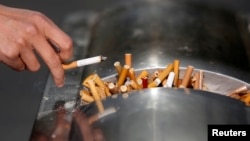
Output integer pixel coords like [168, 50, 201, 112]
[129, 80, 139, 90]
[163, 72, 175, 87]
[82, 73, 96, 88]
[114, 61, 122, 76]
[117, 65, 130, 86]
[227, 85, 248, 96]
[173, 60, 180, 87]
[199, 70, 204, 90]
[62, 55, 107, 70]
[93, 74, 111, 96]
[137, 70, 149, 80]
[193, 72, 200, 90]
[125, 53, 132, 68]
[179, 65, 194, 88]
[141, 77, 148, 88]
[87, 80, 104, 113]
[107, 82, 119, 94]
[148, 64, 173, 88]
[128, 68, 137, 83]
[96, 87, 106, 99]
[120, 85, 129, 93]
[80, 90, 94, 103]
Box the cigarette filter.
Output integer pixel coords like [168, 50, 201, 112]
[62, 55, 107, 70]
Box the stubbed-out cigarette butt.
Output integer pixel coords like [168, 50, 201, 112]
[125, 53, 132, 67]
[96, 87, 106, 99]
[193, 72, 200, 90]
[199, 71, 204, 90]
[82, 73, 95, 88]
[80, 90, 94, 103]
[227, 85, 248, 96]
[163, 71, 175, 87]
[108, 82, 119, 94]
[114, 61, 122, 76]
[173, 60, 180, 87]
[148, 64, 173, 88]
[137, 70, 149, 80]
[120, 85, 129, 93]
[88, 107, 116, 124]
[128, 68, 137, 82]
[93, 74, 111, 96]
[88, 80, 100, 101]
[129, 80, 139, 90]
[80, 89, 91, 96]
[142, 77, 148, 88]
[88, 80, 104, 113]
[95, 100, 104, 113]
[179, 65, 194, 88]
[117, 65, 130, 86]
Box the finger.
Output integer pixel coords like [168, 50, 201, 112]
[73, 110, 94, 141]
[0, 55, 25, 71]
[33, 38, 65, 87]
[43, 22, 73, 62]
[20, 47, 40, 72]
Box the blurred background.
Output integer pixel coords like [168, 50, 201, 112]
[0, 0, 249, 141]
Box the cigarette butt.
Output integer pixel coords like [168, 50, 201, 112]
[227, 85, 248, 96]
[88, 80, 104, 113]
[62, 55, 107, 70]
[128, 68, 137, 82]
[141, 77, 148, 88]
[148, 64, 173, 88]
[117, 65, 130, 86]
[96, 87, 106, 99]
[93, 74, 111, 96]
[125, 53, 132, 68]
[173, 60, 180, 87]
[137, 70, 149, 80]
[120, 85, 128, 93]
[82, 73, 96, 88]
[193, 72, 200, 90]
[163, 71, 175, 87]
[179, 65, 194, 88]
[114, 61, 122, 76]
[129, 80, 139, 90]
[79, 89, 91, 96]
[108, 82, 119, 94]
[80, 90, 94, 103]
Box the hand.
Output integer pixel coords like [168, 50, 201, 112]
[0, 5, 73, 87]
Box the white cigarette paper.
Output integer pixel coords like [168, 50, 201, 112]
[77, 56, 107, 67]
[164, 72, 175, 87]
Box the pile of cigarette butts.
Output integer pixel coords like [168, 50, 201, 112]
[79, 53, 250, 106]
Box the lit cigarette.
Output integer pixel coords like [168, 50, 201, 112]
[117, 65, 130, 86]
[179, 65, 194, 88]
[62, 55, 107, 70]
[125, 53, 132, 68]
[163, 72, 175, 87]
[173, 60, 180, 87]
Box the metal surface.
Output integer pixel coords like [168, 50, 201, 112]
[76, 88, 250, 141]
[34, 88, 250, 141]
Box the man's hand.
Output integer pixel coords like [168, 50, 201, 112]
[0, 5, 73, 87]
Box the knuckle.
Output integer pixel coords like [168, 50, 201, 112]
[29, 63, 40, 72]
[24, 24, 38, 36]
[4, 48, 19, 59]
